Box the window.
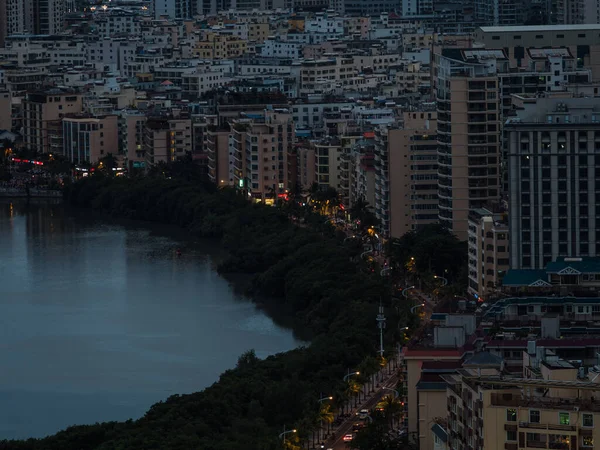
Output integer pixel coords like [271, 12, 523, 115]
[559, 412, 570, 425]
[583, 414, 594, 427]
[507, 409, 517, 421]
[530, 410, 540, 423]
[507, 430, 517, 441]
[583, 436, 594, 447]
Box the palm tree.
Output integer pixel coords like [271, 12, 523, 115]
[318, 403, 334, 440]
[376, 394, 404, 430]
[347, 380, 362, 408]
[349, 196, 378, 232]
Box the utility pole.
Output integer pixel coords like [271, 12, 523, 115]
[377, 298, 386, 358]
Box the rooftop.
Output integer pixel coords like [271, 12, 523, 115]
[479, 24, 600, 33]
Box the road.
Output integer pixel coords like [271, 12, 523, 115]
[325, 371, 401, 450]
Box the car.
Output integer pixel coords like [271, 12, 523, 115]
[343, 434, 354, 442]
[358, 409, 369, 419]
[352, 423, 364, 432]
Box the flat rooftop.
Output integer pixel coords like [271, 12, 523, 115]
[480, 24, 600, 32]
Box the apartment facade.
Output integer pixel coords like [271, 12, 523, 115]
[467, 208, 509, 300]
[505, 97, 600, 269]
[231, 109, 295, 202]
[207, 129, 230, 187]
[436, 49, 503, 240]
[117, 111, 147, 170]
[63, 115, 118, 164]
[474, 25, 600, 81]
[388, 111, 438, 238]
[23, 90, 83, 155]
[441, 369, 600, 450]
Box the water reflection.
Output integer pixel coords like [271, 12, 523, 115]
[0, 201, 303, 439]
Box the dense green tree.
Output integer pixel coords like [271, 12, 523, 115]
[388, 224, 467, 289]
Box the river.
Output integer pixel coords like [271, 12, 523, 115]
[0, 200, 304, 439]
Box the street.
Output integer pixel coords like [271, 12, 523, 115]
[324, 368, 401, 450]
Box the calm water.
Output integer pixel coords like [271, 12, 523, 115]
[0, 201, 303, 439]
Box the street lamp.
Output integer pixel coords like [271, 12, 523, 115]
[380, 266, 391, 277]
[402, 286, 415, 299]
[343, 371, 360, 381]
[433, 275, 448, 286]
[410, 303, 425, 313]
[279, 429, 297, 440]
[383, 387, 400, 398]
[318, 396, 333, 403]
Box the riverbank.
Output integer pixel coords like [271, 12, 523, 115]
[0, 187, 62, 198]
[1, 175, 401, 450]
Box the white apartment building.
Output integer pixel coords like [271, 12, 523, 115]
[182, 71, 229, 96]
[95, 10, 141, 38]
[260, 40, 303, 59]
[304, 13, 345, 34]
[87, 38, 139, 74]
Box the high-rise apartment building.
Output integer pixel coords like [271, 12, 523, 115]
[207, 129, 230, 187]
[387, 110, 439, 238]
[436, 49, 503, 240]
[506, 96, 600, 269]
[230, 109, 295, 203]
[0, 0, 65, 44]
[0, 0, 25, 46]
[31, 0, 65, 35]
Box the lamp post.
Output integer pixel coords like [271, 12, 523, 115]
[383, 387, 400, 398]
[433, 275, 448, 286]
[344, 370, 361, 411]
[380, 266, 391, 277]
[410, 303, 425, 313]
[279, 428, 297, 441]
[402, 285, 415, 299]
[343, 371, 360, 381]
[317, 396, 333, 443]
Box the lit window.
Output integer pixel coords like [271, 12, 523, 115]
[583, 436, 594, 447]
[559, 412, 570, 425]
[507, 409, 517, 422]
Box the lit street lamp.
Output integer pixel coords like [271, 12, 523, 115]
[380, 266, 391, 277]
[318, 396, 333, 403]
[343, 371, 360, 381]
[410, 303, 425, 313]
[433, 275, 448, 286]
[279, 428, 297, 440]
